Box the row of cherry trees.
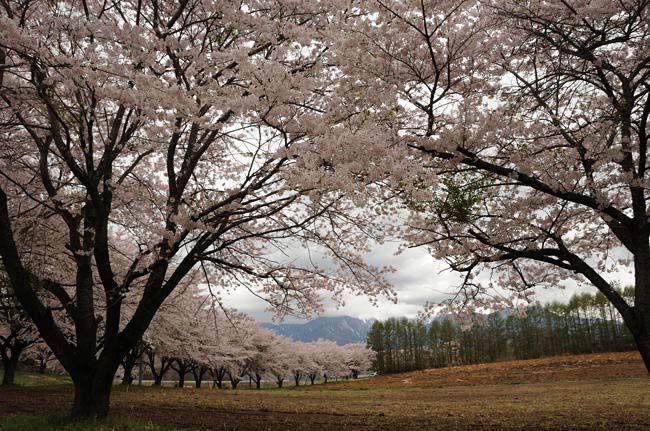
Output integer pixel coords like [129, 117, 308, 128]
[127, 286, 374, 389]
[1, 278, 374, 387]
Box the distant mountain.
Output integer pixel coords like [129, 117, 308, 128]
[261, 316, 374, 345]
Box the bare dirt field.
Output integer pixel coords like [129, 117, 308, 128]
[1, 351, 649, 430]
[313, 351, 649, 389]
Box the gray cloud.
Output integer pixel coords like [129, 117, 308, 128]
[220, 241, 635, 324]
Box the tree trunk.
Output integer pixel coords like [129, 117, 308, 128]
[211, 367, 226, 389]
[227, 371, 241, 389]
[630, 246, 650, 374]
[1, 345, 23, 386]
[630, 303, 650, 373]
[71, 374, 113, 418]
[121, 357, 135, 385]
[323, 374, 328, 384]
[194, 369, 204, 389]
[177, 373, 185, 388]
[192, 366, 207, 388]
[148, 354, 171, 387]
[1, 356, 17, 386]
[120, 345, 142, 386]
[171, 360, 190, 388]
[635, 332, 650, 372]
[276, 377, 283, 388]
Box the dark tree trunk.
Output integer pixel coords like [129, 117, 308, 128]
[293, 373, 301, 386]
[192, 365, 207, 389]
[121, 357, 135, 385]
[171, 359, 193, 388]
[121, 342, 144, 386]
[352, 370, 359, 379]
[121, 374, 134, 385]
[628, 247, 650, 374]
[228, 371, 240, 389]
[147, 352, 172, 387]
[211, 366, 226, 389]
[1, 344, 24, 386]
[70, 371, 115, 418]
[1, 356, 18, 386]
[38, 360, 47, 374]
[630, 302, 650, 372]
[323, 374, 328, 384]
[635, 332, 650, 372]
[253, 372, 262, 389]
[309, 374, 316, 385]
[276, 377, 284, 388]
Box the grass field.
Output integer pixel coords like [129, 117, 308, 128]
[1, 352, 648, 430]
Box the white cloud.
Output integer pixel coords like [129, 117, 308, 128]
[218, 241, 635, 323]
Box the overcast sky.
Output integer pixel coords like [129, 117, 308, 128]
[220, 241, 635, 324]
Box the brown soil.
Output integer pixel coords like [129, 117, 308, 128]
[310, 351, 648, 390]
[1, 351, 648, 430]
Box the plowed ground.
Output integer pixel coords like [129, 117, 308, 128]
[1, 351, 648, 430]
[308, 351, 648, 389]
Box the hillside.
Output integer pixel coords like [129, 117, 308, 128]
[261, 316, 373, 344]
[310, 351, 647, 390]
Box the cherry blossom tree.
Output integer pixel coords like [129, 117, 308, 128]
[140, 284, 203, 387]
[119, 340, 146, 386]
[144, 347, 173, 387]
[286, 341, 318, 386]
[205, 314, 252, 389]
[224, 356, 248, 390]
[312, 0, 650, 372]
[27, 343, 56, 374]
[264, 336, 296, 388]
[0, 0, 393, 417]
[341, 342, 374, 379]
[164, 292, 212, 388]
[0, 299, 39, 386]
[244, 326, 279, 389]
[309, 339, 346, 383]
[0, 270, 41, 385]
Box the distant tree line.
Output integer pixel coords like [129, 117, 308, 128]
[367, 289, 637, 374]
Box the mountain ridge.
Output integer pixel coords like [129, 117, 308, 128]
[261, 315, 373, 345]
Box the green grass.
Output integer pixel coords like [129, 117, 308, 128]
[0, 415, 189, 431]
[12, 370, 72, 387]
